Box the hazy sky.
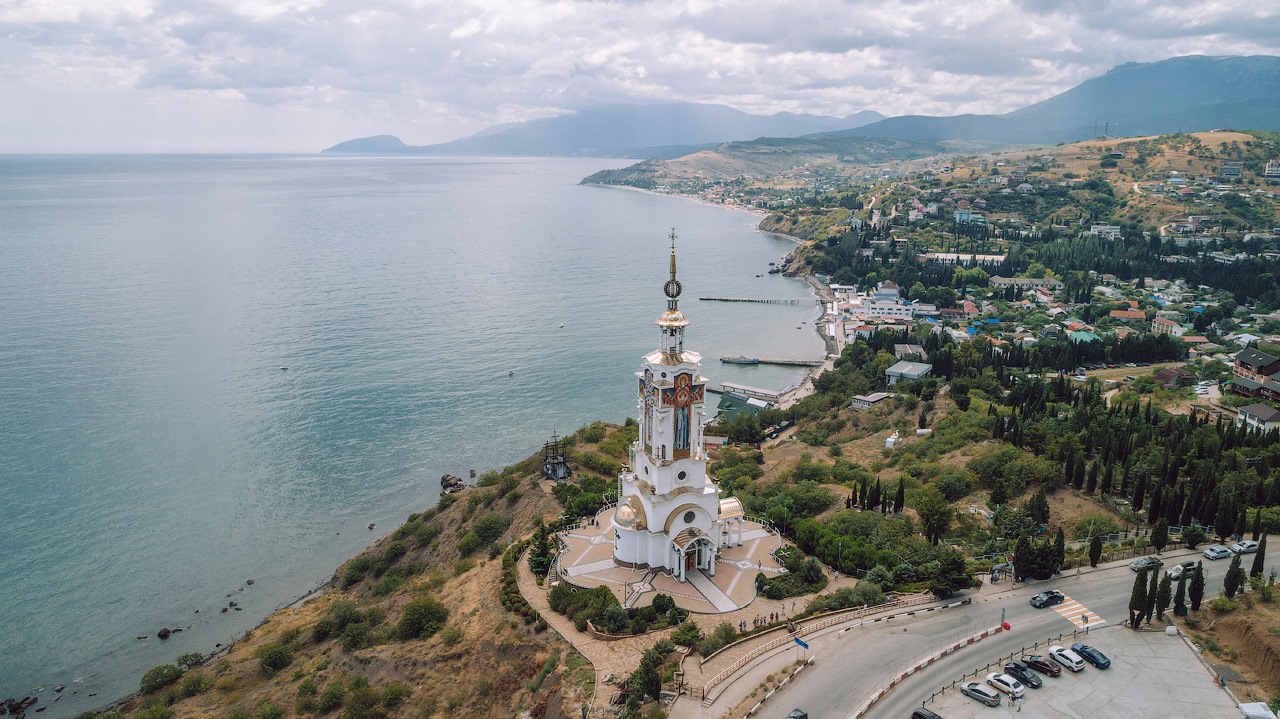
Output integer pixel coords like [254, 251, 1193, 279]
[3, 0, 1278, 152]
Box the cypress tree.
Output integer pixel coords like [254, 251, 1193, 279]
[1089, 535, 1102, 568]
[1149, 484, 1164, 522]
[1236, 506, 1249, 541]
[1152, 518, 1169, 554]
[1251, 535, 1268, 579]
[1216, 495, 1235, 541]
[1086, 461, 1098, 494]
[1129, 568, 1148, 629]
[1224, 553, 1245, 598]
[1073, 456, 1086, 490]
[1144, 564, 1160, 624]
[1253, 508, 1263, 542]
[1156, 573, 1172, 620]
[1268, 476, 1280, 507]
[1189, 561, 1205, 611]
[1174, 572, 1188, 614]
[1101, 463, 1114, 496]
[1132, 474, 1148, 520]
[894, 477, 905, 515]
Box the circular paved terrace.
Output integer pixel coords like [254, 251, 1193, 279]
[555, 506, 787, 614]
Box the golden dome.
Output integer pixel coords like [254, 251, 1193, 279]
[615, 504, 637, 528]
[656, 309, 690, 328]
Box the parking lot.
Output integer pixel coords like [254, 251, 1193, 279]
[917, 625, 1240, 718]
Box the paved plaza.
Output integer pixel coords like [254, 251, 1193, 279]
[556, 506, 787, 613]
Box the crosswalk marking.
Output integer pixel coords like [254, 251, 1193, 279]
[1052, 595, 1107, 629]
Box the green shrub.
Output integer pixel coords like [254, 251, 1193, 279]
[175, 652, 204, 671]
[671, 621, 702, 647]
[133, 703, 171, 719]
[399, 597, 450, 640]
[140, 665, 183, 694]
[440, 626, 462, 646]
[180, 672, 212, 697]
[318, 681, 345, 712]
[457, 532, 486, 557]
[342, 622, 370, 651]
[329, 601, 364, 631]
[343, 683, 384, 719]
[381, 682, 412, 707]
[312, 616, 337, 641]
[229, 709, 250, 719]
[256, 643, 293, 674]
[472, 514, 511, 543]
[256, 705, 284, 719]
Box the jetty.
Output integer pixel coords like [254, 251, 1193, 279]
[698, 296, 817, 305]
[719, 356, 823, 367]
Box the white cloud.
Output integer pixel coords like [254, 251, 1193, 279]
[1, 0, 1278, 151]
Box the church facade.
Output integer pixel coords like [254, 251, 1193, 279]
[612, 235, 748, 582]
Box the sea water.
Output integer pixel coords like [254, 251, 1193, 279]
[0, 155, 823, 711]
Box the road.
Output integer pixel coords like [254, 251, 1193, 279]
[764, 543, 1274, 719]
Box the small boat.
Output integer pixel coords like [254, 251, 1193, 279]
[559, 323, 565, 328]
[509, 370, 515, 376]
[720, 356, 760, 365]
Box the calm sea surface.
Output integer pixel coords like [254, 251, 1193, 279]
[0, 155, 822, 711]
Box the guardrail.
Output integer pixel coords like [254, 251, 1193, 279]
[701, 594, 937, 697]
[921, 627, 1092, 706]
[849, 624, 1004, 719]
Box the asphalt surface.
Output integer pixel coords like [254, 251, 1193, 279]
[760, 543, 1272, 719]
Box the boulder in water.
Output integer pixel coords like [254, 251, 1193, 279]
[157, 628, 171, 640]
[440, 473, 466, 495]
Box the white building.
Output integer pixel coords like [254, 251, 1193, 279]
[613, 241, 741, 582]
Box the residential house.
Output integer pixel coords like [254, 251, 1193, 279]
[1110, 309, 1147, 322]
[990, 276, 1065, 290]
[1237, 404, 1280, 433]
[850, 393, 892, 410]
[1151, 317, 1183, 336]
[885, 361, 932, 386]
[1234, 348, 1280, 381]
[1155, 367, 1197, 388]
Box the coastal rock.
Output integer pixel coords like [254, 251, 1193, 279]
[157, 628, 171, 640]
[52, 687, 63, 695]
[18, 698, 37, 711]
[221, 608, 227, 613]
[440, 473, 465, 495]
[246, 579, 254, 585]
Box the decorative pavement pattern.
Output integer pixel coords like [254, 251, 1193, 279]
[1053, 594, 1108, 629]
[556, 506, 787, 614]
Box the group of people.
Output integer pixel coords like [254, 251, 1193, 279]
[739, 602, 799, 633]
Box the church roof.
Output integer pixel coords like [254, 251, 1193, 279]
[671, 527, 708, 550]
[718, 497, 744, 519]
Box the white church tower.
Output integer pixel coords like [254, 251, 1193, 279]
[612, 231, 746, 582]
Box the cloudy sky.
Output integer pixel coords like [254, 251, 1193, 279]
[3, 0, 1278, 152]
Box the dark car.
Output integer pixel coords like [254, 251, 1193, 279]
[1030, 590, 1066, 608]
[1020, 654, 1062, 677]
[1071, 643, 1111, 669]
[784, 711, 808, 719]
[911, 708, 943, 719]
[1129, 556, 1163, 572]
[1002, 661, 1043, 689]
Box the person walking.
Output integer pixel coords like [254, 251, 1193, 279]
[1015, 696, 1023, 712]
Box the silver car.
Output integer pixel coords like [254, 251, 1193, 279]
[1204, 545, 1232, 560]
[961, 681, 1001, 706]
[1231, 540, 1260, 554]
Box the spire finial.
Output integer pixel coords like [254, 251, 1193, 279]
[668, 228, 678, 278]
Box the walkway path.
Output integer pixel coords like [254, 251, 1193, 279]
[685, 569, 739, 613]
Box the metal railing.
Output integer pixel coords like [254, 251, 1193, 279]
[922, 627, 1091, 706]
[701, 594, 935, 697]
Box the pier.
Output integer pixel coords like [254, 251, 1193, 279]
[698, 296, 818, 305]
[719, 357, 823, 367]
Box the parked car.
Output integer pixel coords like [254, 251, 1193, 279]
[784, 710, 807, 719]
[1204, 545, 1233, 560]
[1129, 556, 1164, 572]
[1002, 661, 1043, 689]
[1167, 560, 1198, 579]
[1030, 590, 1066, 608]
[1231, 540, 1260, 554]
[911, 708, 944, 719]
[1071, 643, 1111, 669]
[1020, 655, 1062, 677]
[985, 672, 1026, 698]
[1049, 645, 1086, 672]
[961, 681, 1001, 706]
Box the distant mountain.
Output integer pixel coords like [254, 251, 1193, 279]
[321, 103, 884, 159]
[838, 55, 1280, 143]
